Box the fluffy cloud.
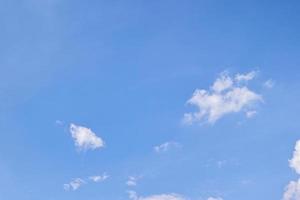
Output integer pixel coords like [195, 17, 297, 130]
[211, 73, 233, 92]
[283, 179, 300, 200]
[89, 173, 109, 182]
[183, 71, 262, 124]
[154, 141, 181, 153]
[289, 140, 300, 174]
[64, 178, 85, 191]
[283, 140, 300, 199]
[69, 123, 105, 151]
[128, 191, 186, 200]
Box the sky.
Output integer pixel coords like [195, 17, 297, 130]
[1, 0, 300, 199]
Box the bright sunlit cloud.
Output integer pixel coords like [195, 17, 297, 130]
[183, 71, 262, 124]
[69, 123, 105, 151]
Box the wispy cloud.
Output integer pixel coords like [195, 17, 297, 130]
[64, 173, 109, 191]
[183, 71, 262, 124]
[89, 172, 109, 182]
[263, 79, 275, 89]
[126, 176, 141, 187]
[246, 110, 257, 118]
[154, 141, 181, 153]
[55, 120, 64, 126]
[128, 191, 186, 200]
[69, 123, 105, 151]
[235, 71, 257, 82]
[64, 178, 85, 191]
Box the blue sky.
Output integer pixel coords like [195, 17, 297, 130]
[1, 0, 300, 199]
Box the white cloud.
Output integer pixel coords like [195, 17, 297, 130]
[235, 71, 257, 82]
[212, 72, 233, 93]
[283, 179, 300, 200]
[283, 140, 300, 199]
[128, 191, 186, 200]
[183, 72, 262, 124]
[263, 79, 274, 89]
[89, 173, 109, 182]
[154, 142, 181, 153]
[126, 176, 141, 187]
[289, 140, 300, 174]
[246, 110, 257, 118]
[64, 178, 85, 191]
[128, 191, 139, 200]
[69, 123, 105, 151]
[63, 173, 109, 191]
[207, 197, 223, 200]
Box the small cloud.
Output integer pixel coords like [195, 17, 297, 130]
[55, 120, 64, 126]
[128, 191, 139, 200]
[246, 110, 257, 118]
[126, 176, 142, 187]
[183, 71, 262, 124]
[89, 173, 109, 183]
[235, 71, 257, 82]
[64, 178, 85, 191]
[69, 123, 105, 151]
[263, 79, 274, 89]
[154, 141, 181, 153]
[63, 173, 109, 191]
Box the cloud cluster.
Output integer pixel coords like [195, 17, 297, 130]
[59, 70, 275, 199]
[70, 123, 105, 151]
[89, 173, 109, 183]
[183, 71, 262, 124]
[64, 173, 109, 191]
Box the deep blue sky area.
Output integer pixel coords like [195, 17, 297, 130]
[1, 1, 300, 200]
